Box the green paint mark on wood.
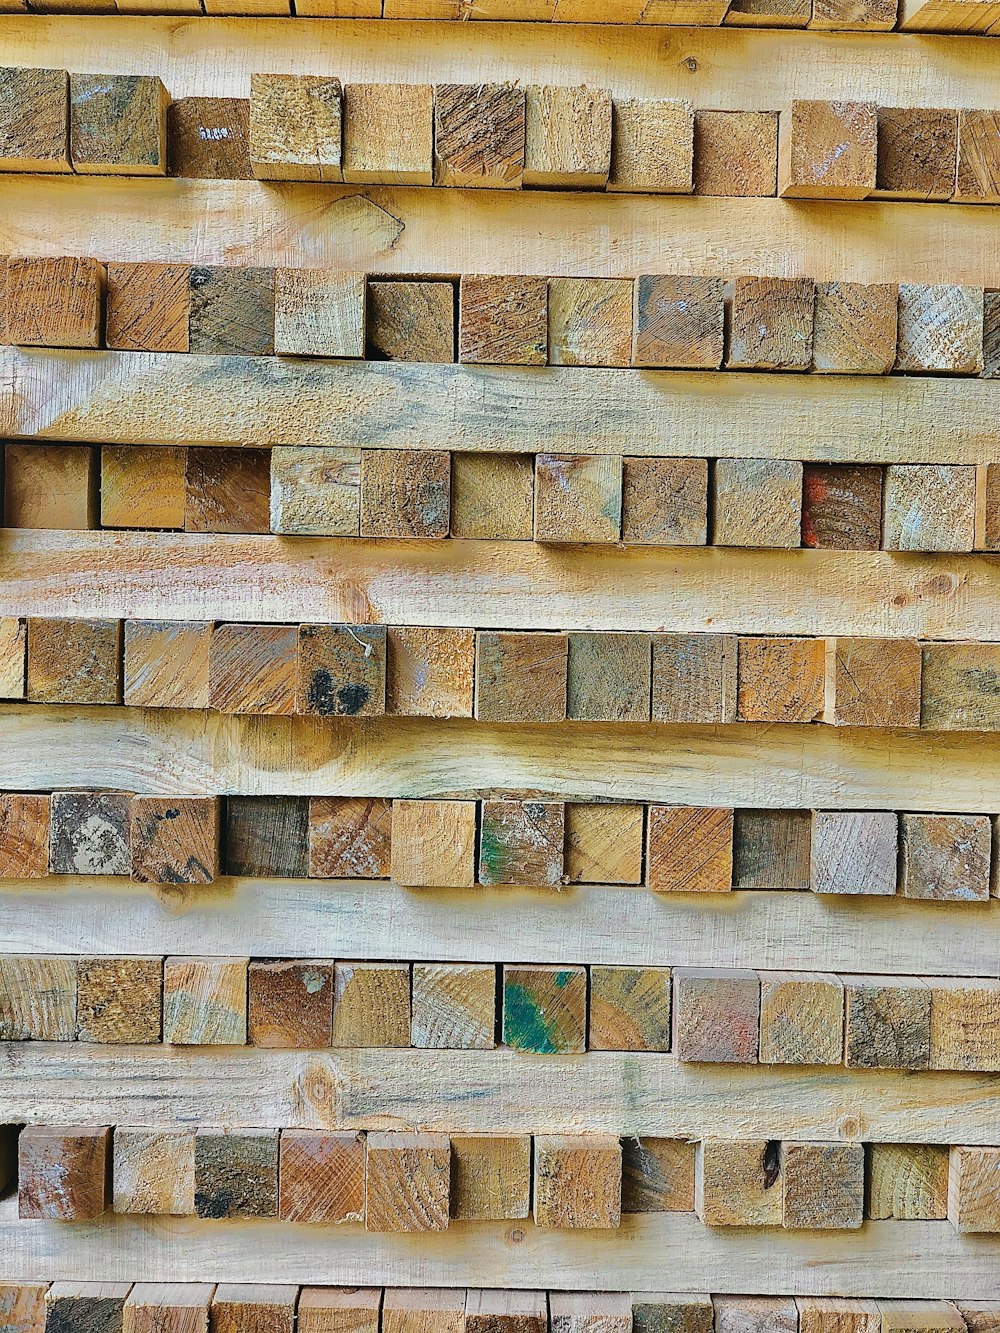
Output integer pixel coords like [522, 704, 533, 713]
[504, 982, 558, 1053]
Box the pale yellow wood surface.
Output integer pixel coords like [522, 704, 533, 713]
[5, 351, 1000, 463]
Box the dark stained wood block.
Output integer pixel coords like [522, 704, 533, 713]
[278, 1130, 364, 1223]
[921, 643, 1000, 731]
[76, 956, 162, 1043]
[475, 631, 568, 723]
[49, 791, 131, 876]
[296, 624, 386, 717]
[801, 464, 882, 550]
[843, 975, 930, 1069]
[225, 796, 309, 878]
[248, 960, 334, 1048]
[184, 448, 271, 534]
[567, 632, 651, 722]
[434, 84, 525, 188]
[167, 98, 252, 179]
[459, 274, 547, 365]
[367, 280, 455, 362]
[875, 106, 958, 200]
[503, 965, 586, 1053]
[130, 796, 219, 886]
[360, 449, 451, 538]
[19, 1126, 110, 1220]
[27, 617, 121, 705]
[45, 1286, 132, 1333]
[188, 266, 275, 356]
[621, 1138, 696, 1213]
[733, 809, 811, 890]
[195, 1131, 279, 1219]
[70, 74, 167, 175]
[479, 798, 565, 887]
[308, 797, 392, 879]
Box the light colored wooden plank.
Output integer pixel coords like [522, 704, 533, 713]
[6, 351, 1000, 464]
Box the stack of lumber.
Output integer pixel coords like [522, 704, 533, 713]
[2, 0, 1000, 1324]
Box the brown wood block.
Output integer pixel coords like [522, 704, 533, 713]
[123, 620, 211, 710]
[621, 1138, 695, 1213]
[5, 443, 97, 530]
[810, 0, 895, 25]
[308, 797, 392, 879]
[331, 962, 410, 1047]
[296, 624, 386, 718]
[249, 75, 341, 182]
[954, 1307, 1000, 1333]
[874, 107, 958, 201]
[383, 1291, 465, 1333]
[523, 84, 612, 189]
[77, 956, 162, 1043]
[0, 1285, 50, 1333]
[930, 978, 1000, 1071]
[867, 1144, 949, 1220]
[548, 278, 632, 367]
[211, 1289, 297, 1333]
[342, 83, 433, 185]
[0, 617, 26, 700]
[277, 1130, 364, 1223]
[633, 275, 724, 369]
[714, 459, 802, 547]
[49, 791, 130, 876]
[450, 454, 533, 540]
[758, 971, 843, 1065]
[956, 110, 1000, 203]
[812, 282, 898, 374]
[725, 0, 809, 23]
[502, 964, 585, 1053]
[877, 1303, 965, 1333]
[609, 98, 694, 193]
[124, 1286, 214, 1333]
[693, 110, 777, 196]
[209, 623, 297, 715]
[188, 267, 275, 357]
[479, 799, 565, 887]
[130, 796, 219, 886]
[274, 270, 364, 359]
[434, 84, 524, 189]
[113, 1130, 196, 1216]
[0, 792, 49, 878]
[359, 448, 450, 538]
[459, 274, 547, 366]
[450, 1135, 531, 1220]
[248, 960, 334, 1048]
[921, 642, 1000, 730]
[779, 99, 877, 198]
[801, 464, 883, 550]
[101, 446, 186, 529]
[185, 447, 270, 534]
[621, 457, 707, 547]
[534, 1134, 622, 1230]
[884, 463, 976, 552]
[367, 281, 454, 363]
[106, 259, 192, 351]
[732, 809, 811, 890]
[781, 1141, 864, 1229]
[194, 1131, 278, 1219]
[390, 799, 477, 888]
[167, 98, 252, 180]
[715, 1301, 799, 1333]
[387, 626, 475, 717]
[0, 68, 69, 171]
[411, 963, 495, 1049]
[163, 956, 248, 1045]
[566, 632, 649, 722]
[843, 975, 930, 1069]
[648, 805, 733, 894]
[901, 812, 991, 902]
[737, 636, 824, 722]
[828, 636, 921, 727]
[810, 810, 898, 896]
[727, 276, 815, 370]
[550, 1294, 631, 1333]
[895, 284, 984, 374]
[0, 955, 75, 1039]
[475, 631, 568, 723]
[633, 1298, 714, 1333]
[70, 74, 166, 175]
[45, 1289, 134, 1333]
[672, 967, 759, 1061]
[297, 1289, 381, 1333]
[269, 447, 361, 537]
[365, 1131, 450, 1232]
[18, 1126, 109, 1220]
[984, 461, 1000, 541]
[466, 1292, 546, 1333]
[565, 802, 644, 884]
[589, 965, 671, 1052]
[948, 1146, 1000, 1233]
[651, 633, 736, 724]
[225, 796, 308, 878]
[6, 257, 103, 348]
[695, 1142, 782, 1227]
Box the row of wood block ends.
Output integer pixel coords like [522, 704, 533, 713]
[15, 445, 1000, 555]
[2, 72, 999, 198]
[9, 1290, 1000, 1333]
[7, 621, 1000, 732]
[4, 954, 1000, 1069]
[3, 793, 1000, 900]
[13, 1127, 1000, 1232]
[5, 259, 999, 378]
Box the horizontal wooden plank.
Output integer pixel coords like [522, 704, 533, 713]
[2, 183, 999, 284]
[3, 1044, 999, 1145]
[2, 879, 999, 976]
[0, 530, 992, 638]
[1, 705, 999, 809]
[4, 350, 1000, 462]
